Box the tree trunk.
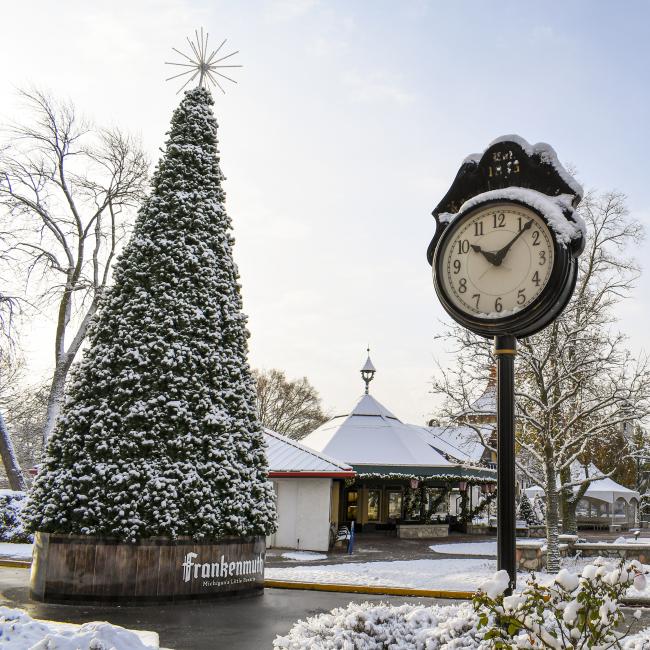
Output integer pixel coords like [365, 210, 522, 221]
[43, 362, 70, 446]
[0, 410, 27, 491]
[563, 499, 578, 535]
[560, 466, 577, 534]
[545, 462, 561, 573]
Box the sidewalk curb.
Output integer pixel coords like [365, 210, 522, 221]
[0, 559, 31, 569]
[263, 579, 474, 599]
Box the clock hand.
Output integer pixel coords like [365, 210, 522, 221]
[494, 220, 533, 264]
[470, 244, 501, 266]
[479, 261, 511, 281]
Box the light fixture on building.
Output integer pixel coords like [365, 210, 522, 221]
[409, 478, 420, 489]
[458, 480, 468, 492]
[360, 347, 376, 395]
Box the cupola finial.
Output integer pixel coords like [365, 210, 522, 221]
[360, 346, 376, 394]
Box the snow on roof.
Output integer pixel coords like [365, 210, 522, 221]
[468, 385, 497, 416]
[263, 429, 354, 476]
[301, 394, 453, 468]
[361, 356, 376, 373]
[421, 424, 489, 463]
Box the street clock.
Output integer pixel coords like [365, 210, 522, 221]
[427, 136, 585, 339]
[426, 135, 586, 592]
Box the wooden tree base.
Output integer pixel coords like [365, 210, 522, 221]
[30, 532, 265, 603]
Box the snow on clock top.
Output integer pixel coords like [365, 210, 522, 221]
[427, 135, 584, 265]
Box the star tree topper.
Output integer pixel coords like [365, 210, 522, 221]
[165, 28, 242, 94]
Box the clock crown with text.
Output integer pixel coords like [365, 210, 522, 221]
[428, 135, 585, 339]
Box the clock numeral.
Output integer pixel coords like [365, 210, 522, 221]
[472, 293, 480, 309]
[492, 213, 506, 228]
[539, 250, 547, 265]
[474, 221, 484, 237]
[458, 278, 467, 293]
[531, 230, 540, 246]
[457, 239, 470, 254]
[494, 297, 503, 312]
[532, 271, 541, 287]
[517, 289, 526, 305]
[453, 260, 461, 274]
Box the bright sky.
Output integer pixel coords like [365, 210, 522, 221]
[1, 0, 649, 424]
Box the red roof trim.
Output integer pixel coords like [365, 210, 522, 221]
[268, 471, 356, 478]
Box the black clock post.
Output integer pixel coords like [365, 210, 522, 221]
[495, 334, 517, 589]
[427, 136, 585, 593]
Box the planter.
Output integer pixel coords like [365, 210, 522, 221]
[30, 532, 265, 603]
[397, 524, 449, 539]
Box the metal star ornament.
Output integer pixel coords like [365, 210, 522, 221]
[165, 28, 242, 94]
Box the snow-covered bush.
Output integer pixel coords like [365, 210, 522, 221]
[475, 560, 647, 649]
[274, 600, 483, 649]
[0, 606, 156, 649]
[274, 560, 649, 649]
[0, 490, 32, 543]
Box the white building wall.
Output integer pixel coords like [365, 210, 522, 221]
[268, 478, 332, 552]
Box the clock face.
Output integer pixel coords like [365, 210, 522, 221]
[437, 203, 554, 318]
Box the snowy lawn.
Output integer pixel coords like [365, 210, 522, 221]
[266, 557, 495, 591]
[266, 555, 650, 596]
[429, 541, 497, 556]
[0, 607, 158, 649]
[0, 543, 33, 559]
[280, 551, 328, 561]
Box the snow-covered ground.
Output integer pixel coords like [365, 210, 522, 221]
[0, 607, 158, 649]
[280, 551, 328, 561]
[429, 541, 497, 556]
[266, 554, 650, 597]
[266, 557, 495, 591]
[0, 543, 33, 559]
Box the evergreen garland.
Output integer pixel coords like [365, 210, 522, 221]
[25, 87, 276, 541]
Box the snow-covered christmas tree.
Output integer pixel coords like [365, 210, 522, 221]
[25, 86, 276, 542]
[518, 493, 535, 526]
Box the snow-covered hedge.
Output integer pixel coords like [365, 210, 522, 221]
[0, 490, 32, 543]
[274, 601, 483, 649]
[0, 606, 157, 649]
[274, 560, 650, 649]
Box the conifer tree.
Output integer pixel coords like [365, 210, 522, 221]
[25, 88, 277, 541]
[518, 493, 535, 526]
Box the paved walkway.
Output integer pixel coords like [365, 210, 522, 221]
[267, 529, 650, 567]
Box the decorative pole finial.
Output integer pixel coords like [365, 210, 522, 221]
[360, 347, 376, 395]
[165, 28, 242, 94]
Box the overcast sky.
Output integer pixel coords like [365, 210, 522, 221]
[1, 0, 649, 424]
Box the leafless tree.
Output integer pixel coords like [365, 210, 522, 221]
[0, 266, 27, 491]
[432, 190, 650, 572]
[0, 89, 148, 445]
[254, 368, 330, 439]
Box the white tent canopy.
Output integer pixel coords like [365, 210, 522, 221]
[525, 476, 640, 505]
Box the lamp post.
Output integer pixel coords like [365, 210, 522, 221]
[361, 347, 376, 394]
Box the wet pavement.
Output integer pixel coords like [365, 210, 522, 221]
[0, 567, 449, 650]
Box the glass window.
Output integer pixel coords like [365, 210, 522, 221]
[367, 489, 381, 521]
[388, 491, 403, 519]
[346, 490, 358, 521]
